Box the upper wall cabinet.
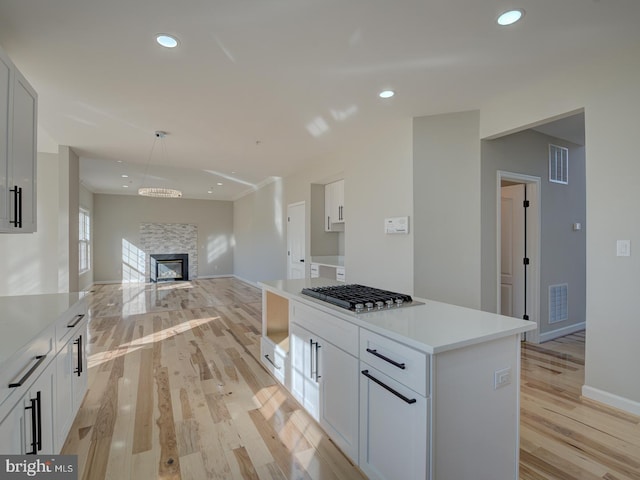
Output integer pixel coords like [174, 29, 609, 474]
[324, 179, 345, 232]
[0, 46, 37, 233]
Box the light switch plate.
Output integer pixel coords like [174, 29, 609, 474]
[385, 216, 409, 234]
[617, 240, 631, 257]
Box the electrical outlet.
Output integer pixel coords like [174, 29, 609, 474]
[494, 367, 512, 390]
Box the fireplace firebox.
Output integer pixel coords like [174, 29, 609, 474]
[150, 254, 189, 282]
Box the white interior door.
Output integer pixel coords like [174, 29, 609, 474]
[287, 202, 306, 279]
[500, 184, 525, 319]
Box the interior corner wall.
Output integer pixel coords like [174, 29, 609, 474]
[0, 152, 60, 296]
[92, 194, 233, 283]
[479, 46, 640, 411]
[480, 130, 586, 336]
[58, 145, 79, 293]
[413, 110, 481, 309]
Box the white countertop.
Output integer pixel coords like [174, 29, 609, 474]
[311, 256, 344, 267]
[0, 292, 86, 364]
[259, 278, 536, 354]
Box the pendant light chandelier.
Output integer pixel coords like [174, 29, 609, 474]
[138, 131, 183, 198]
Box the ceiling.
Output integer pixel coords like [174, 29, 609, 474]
[0, 0, 638, 200]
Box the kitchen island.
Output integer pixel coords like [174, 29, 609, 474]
[259, 278, 535, 480]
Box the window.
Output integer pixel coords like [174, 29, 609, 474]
[549, 144, 569, 184]
[79, 207, 91, 274]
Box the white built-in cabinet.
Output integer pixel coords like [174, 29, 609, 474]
[324, 179, 345, 232]
[0, 298, 87, 455]
[290, 302, 359, 462]
[0, 45, 38, 233]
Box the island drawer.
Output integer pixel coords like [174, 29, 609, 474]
[360, 328, 429, 397]
[55, 299, 87, 350]
[291, 302, 358, 354]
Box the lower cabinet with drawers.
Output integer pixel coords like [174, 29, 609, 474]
[0, 294, 88, 455]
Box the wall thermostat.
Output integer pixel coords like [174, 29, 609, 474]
[385, 216, 409, 234]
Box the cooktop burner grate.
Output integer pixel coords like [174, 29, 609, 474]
[301, 284, 415, 313]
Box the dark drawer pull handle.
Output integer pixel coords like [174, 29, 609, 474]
[25, 397, 38, 454]
[264, 354, 282, 370]
[366, 348, 406, 369]
[67, 313, 85, 328]
[361, 370, 416, 405]
[8, 355, 47, 388]
[74, 335, 83, 376]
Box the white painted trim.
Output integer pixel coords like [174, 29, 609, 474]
[538, 322, 585, 343]
[195, 274, 234, 279]
[496, 171, 542, 343]
[582, 385, 640, 417]
[232, 274, 260, 289]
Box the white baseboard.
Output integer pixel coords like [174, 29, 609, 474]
[582, 385, 640, 416]
[232, 275, 260, 289]
[538, 322, 586, 343]
[197, 274, 234, 279]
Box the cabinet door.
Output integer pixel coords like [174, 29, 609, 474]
[289, 323, 320, 420]
[9, 69, 37, 233]
[20, 362, 55, 455]
[72, 325, 88, 410]
[55, 338, 75, 452]
[0, 399, 26, 454]
[0, 52, 10, 230]
[319, 340, 359, 462]
[333, 179, 344, 223]
[324, 182, 333, 232]
[359, 364, 428, 480]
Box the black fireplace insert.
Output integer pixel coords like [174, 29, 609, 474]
[150, 253, 189, 282]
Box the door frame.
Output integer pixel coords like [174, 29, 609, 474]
[287, 201, 306, 279]
[496, 171, 541, 343]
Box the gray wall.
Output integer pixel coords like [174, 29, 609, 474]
[481, 129, 586, 336]
[233, 179, 287, 285]
[413, 111, 482, 309]
[93, 194, 233, 282]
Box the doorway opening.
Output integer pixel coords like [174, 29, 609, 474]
[497, 171, 541, 343]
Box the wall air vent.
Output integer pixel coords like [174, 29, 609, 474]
[549, 283, 568, 324]
[549, 144, 568, 184]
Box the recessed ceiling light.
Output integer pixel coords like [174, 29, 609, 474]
[121, 174, 128, 178]
[207, 190, 213, 194]
[122, 185, 129, 188]
[217, 182, 223, 186]
[379, 90, 395, 99]
[156, 34, 179, 48]
[497, 9, 524, 26]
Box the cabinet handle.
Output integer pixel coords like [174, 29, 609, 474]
[8, 355, 47, 388]
[309, 339, 314, 379]
[314, 342, 321, 381]
[25, 396, 38, 454]
[67, 313, 85, 328]
[75, 335, 83, 376]
[264, 354, 281, 370]
[361, 370, 417, 404]
[10, 186, 22, 228]
[327, 216, 331, 230]
[366, 348, 406, 370]
[35, 391, 42, 451]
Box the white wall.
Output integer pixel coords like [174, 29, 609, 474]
[413, 111, 482, 308]
[234, 117, 414, 293]
[480, 47, 640, 413]
[0, 152, 62, 295]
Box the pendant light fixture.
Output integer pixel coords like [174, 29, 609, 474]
[138, 131, 183, 198]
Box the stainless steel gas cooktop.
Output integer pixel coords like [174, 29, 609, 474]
[300, 284, 421, 313]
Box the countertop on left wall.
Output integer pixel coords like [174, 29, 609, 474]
[0, 292, 86, 364]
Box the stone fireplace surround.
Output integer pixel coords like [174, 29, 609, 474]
[140, 223, 198, 282]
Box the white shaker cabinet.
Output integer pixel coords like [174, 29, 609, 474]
[0, 45, 37, 233]
[324, 179, 344, 232]
[290, 302, 359, 462]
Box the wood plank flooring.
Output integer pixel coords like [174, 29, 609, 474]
[62, 279, 640, 479]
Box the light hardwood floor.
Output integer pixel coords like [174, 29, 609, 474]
[62, 279, 640, 479]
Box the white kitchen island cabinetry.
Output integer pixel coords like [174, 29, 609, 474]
[290, 302, 359, 462]
[0, 293, 87, 454]
[259, 278, 535, 480]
